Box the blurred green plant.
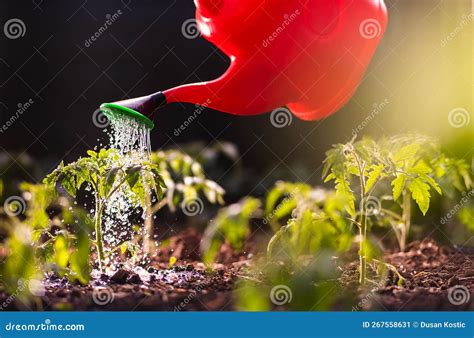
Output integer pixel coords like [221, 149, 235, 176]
[43, 148, 165, 271]
[263, 181, 312, 231]
[458, 204, 474, 232]
[0, 221, 38, 304]
[143, 150, 225, 253]
[200, 197, 260, 264]
[0, 205, 92, 309]
[235, 252, 346, 311]
[19, 182, 57, 229]
[266, 188, 354, 260]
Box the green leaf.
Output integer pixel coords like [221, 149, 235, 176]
[420, 174, 442, 195]
[324, 172, 336, 183]
[126, 167, 141, 188]
[391, 174, 406, 201]
[410, 160, 432, 175]
[104, 167, 119, 195]
[58, 174, 77, 197]
[392, 144, 420, 165]
[334, 175, 355, 217]
[54, 235, 69, 269]
[365, 164, 384, 193]
[409, 178, 431, 215]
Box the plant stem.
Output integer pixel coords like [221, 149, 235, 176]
[143, 175, 167, 255]
[94, 200, 105, 272]
[359, 200, 367, 285]
[400, 190, 411, 251]
[353, 151, 367, 285]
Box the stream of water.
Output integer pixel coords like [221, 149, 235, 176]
[101, 114, 153, 268]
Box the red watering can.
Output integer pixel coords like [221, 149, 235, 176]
[101, 0, 388, 129]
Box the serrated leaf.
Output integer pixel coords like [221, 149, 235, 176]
[392, 144, 420, 164]
[347, 165, 360, 176]
[409, 178, 431, 215]
[420, 174, 442, 195]
[365, 164, 384, 193]
[334, 176, 355, 217]
[391, 174, 406, 201]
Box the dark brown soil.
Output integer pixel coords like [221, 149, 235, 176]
[1, 233, 472, 311]
[360, 239, 474, 311]
[0, 229, 253, 311]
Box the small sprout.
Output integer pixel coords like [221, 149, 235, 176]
[168, 256, 177, 268]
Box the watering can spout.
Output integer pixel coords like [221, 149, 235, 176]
[100, 92, 167, 130]
[100, 79, 230, 130]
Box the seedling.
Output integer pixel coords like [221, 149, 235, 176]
[201, 197, 260, 263]
[323, 137, 382, 284]
[323, 135, 472, 283]
[142, 150, 225, 253]
[263, 181, 313, 231]
[266, 185, 353, 260]
[44, 148, 165, 271]
[368, 135, 471, 251]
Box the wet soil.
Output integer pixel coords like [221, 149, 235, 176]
[1, 234, 472, 311]
[348, 239, 474, 311]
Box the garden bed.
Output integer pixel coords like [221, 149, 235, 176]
[1, 232, 472, 311]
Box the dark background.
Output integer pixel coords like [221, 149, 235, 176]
[0, 0, 472, 187]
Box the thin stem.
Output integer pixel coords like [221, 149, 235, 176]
[94, 199, 105, 272]
[380, 208, 403, 221]
[400, 190, 411, 251]
[352, 151, 367, 285]
[359, 202, 367, 285]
